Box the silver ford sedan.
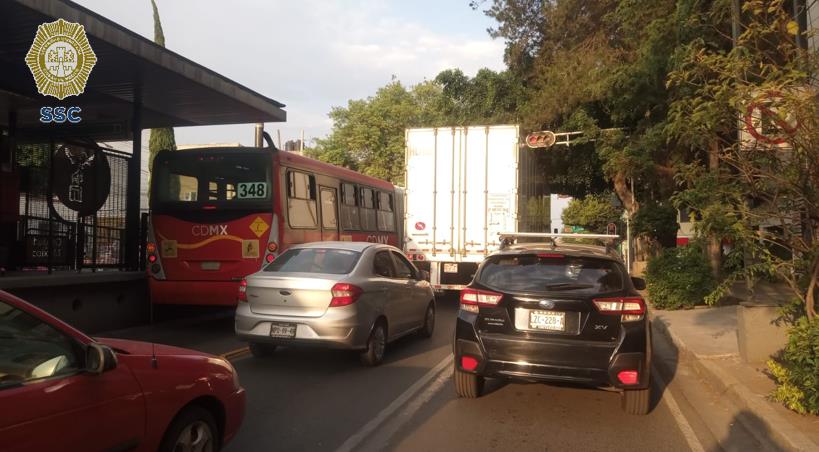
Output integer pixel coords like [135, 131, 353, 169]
[235, 242, 436, 366]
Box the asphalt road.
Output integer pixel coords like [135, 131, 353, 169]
[107, 295, 758, 452]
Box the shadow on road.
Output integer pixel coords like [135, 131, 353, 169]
[709, 410, 784, 452]
[650, 318, 681, 413]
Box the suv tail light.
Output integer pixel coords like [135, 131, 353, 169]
[459, 288, 503, 313]
[330, 283, 363, 307]
[592, 296, 645, 320]
[238, 278, 248, 302]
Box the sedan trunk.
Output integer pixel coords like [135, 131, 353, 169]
[246, 273, 338, 318]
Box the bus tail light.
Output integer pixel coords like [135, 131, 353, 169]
[146, 242, 156, 254]
[238, 278, 248, 302]
[267, 242, 278, 253]
[148, 254, 157, 263]
[265, 254, 275, 263]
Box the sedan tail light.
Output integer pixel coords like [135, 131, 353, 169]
[330, 283, 363, 307]
[237, 278, 248, 302]
[592, 296, 645, 320]
[459, 288, 503, 313]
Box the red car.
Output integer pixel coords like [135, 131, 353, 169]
[0, 290, 245, 451]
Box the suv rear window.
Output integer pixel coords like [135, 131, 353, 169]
[264, 248, 360, 274]
[477, 254, 624, 294]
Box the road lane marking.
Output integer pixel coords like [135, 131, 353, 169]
[220, 346, 250, 361]
[336, 353, 454, 452]
[653, 366, 706, 452]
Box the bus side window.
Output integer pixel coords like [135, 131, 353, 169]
[287, 170, 318, 229]
[341, 182, 360, 231]
[376, 191, 394, 232]
[359, 187, 377, 232]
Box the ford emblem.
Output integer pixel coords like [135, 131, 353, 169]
[538, 300, 555, 309]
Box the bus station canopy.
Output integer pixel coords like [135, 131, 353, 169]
[0, 0, 287, 140]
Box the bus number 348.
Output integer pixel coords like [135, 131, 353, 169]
[238, 182, 266, 199]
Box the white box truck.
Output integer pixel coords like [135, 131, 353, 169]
[404, 125, 538, 290]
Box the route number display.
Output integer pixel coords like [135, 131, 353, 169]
[237, 182, 267, 199]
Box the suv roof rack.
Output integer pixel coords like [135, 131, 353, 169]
[497, 232, 621, 253]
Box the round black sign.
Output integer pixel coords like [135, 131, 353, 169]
[52, 144, 111, 216]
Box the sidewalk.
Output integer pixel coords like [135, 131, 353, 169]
[652, 305, 819, 451]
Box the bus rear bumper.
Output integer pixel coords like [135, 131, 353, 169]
[149, 278, 239, 306]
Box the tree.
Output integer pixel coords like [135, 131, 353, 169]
[666, 0, 819, 318]
[148, 0, 176, 194]
[561, 194, 623, 233]
[308, 69, 524, 184]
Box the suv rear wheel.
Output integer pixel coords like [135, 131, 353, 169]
[621, 387, 650, 415]
[453, 367, 484, 398]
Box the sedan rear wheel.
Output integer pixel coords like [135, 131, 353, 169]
[420, 302, 435, 338]
[621, 387, 651, 415]
[160, 406, 217, 452]
[453, 367, 484, 398]
[360, 322, 386, 366]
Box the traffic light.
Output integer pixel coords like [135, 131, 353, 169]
[525, 131, 556, 148]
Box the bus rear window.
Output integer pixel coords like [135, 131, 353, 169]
[152, 152, 271, 209]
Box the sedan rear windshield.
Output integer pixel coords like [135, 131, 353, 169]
[477, 254, 624, 295]
[264, 248, 361, 275]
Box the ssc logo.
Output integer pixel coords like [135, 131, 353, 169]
[25, 18, 97, 100]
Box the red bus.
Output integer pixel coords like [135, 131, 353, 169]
[146, 145, 403, 306]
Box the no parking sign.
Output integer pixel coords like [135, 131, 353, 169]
[743, 91, 799, 146]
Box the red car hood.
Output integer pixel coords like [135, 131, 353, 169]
[95, 337, 213, 357]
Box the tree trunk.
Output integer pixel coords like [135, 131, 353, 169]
[708, 140, 721, 279]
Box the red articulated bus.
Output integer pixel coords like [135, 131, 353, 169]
[146, 145, 403, 306]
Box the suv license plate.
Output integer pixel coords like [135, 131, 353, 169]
[270, 323, 296, 338]
[529, 310, 565, 331]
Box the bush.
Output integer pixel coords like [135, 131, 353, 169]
[768, 317, 819, 415]
[644, 244, 715, 310]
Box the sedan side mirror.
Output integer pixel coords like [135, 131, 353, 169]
[419, 270, 430, 281]
[631, 277, 646, 291]
[86, 343, 117, 375]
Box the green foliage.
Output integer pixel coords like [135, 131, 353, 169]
[524, 196, 550, 231]
[148, 0, 176, 195]
[666, 0, 819, 319]
[768, 317, 819, 415]
[645, 244, 715, 310]
[309, 69, 523, 184]
[632, 202, 679, 248]
[561, 194, 622, 233]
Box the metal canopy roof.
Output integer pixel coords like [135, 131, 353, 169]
[0, 0, 286, 140]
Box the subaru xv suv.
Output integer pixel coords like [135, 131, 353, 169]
[453, 234, 651, 414]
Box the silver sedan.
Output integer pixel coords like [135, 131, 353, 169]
[235, 242, 436, 366]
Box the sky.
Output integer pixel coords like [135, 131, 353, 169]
[73, 0, 507, 147]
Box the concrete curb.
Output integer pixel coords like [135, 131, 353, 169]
[652, 316, 818, 452]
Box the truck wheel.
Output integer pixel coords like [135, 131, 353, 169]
[453, 367, 484, 398]
[621, 387, 650, 415]
[249, 343, 276, 358]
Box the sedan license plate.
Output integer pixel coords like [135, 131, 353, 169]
[529, 310, 565, 331]
[269, 322, 296, 338]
